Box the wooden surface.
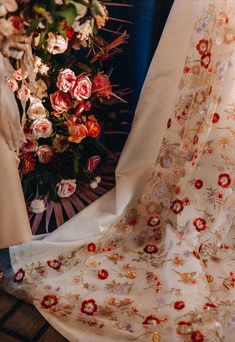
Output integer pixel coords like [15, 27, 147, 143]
[0, 292, 68, 342]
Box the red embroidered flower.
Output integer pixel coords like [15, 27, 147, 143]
[171, 199, 184, 214]
[41, 294, 58, 308]
[194, 179, 203, 189]
[183, 66, 191, 74]
[147, 216, 161, 226]
[13, 268, 25, 283]
[87, 243, 97, 252]
[193, 251, 201, 259]
[47, 259, 62, 270]
[196, 39, 209, 55]
[182, 197, 190, 206]
[218, 173, 231, 188]
[191, 330, 204, 342]
[98, 269, 109, 280]
[193, 218, 207, 232]
[80, 299, 97, 315]
[143, 244, 158, 254]
[203, 302, 217, 310]
[129, 218, 138, 225]
[143, 315, 161, 325]
[174, 300, 185, 310]
[212, 113, 220, 123]
[200, 52, 211, 69]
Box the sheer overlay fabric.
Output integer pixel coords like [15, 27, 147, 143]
[5, 1, 235, 341]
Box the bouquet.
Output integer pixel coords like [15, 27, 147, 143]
[0, 0, 129, 231]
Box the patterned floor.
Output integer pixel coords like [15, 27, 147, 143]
[0, 292, 67, 342]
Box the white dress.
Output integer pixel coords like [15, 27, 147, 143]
[5, 1, 235, 341]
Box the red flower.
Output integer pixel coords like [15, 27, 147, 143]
[218, 173, 231, 188]
[87, 243, 97, 252]
[87, 155, 101, 173]
[66, 27, 75, 39]
[194, 179, 203, 189]
[193, 218, 207, 232]
[177, 321, 193, 335]
[143, 244, 158, 254]
[196, 39, 209, 55]
[129, 218, 138, 225]
[92, 73, 112, 99]
[80, 299, 97, 315]
[174, 300, 185, 310]
[13, 268, 25, 283]
[41, 294, 58, 309]
[193, 251, 200, 259]
[143, 315, 161, 325]
[203, 302, 217, 310]
[98, 269, 109, 280]
[182, 197, 190, 206]
[212, 113, 220, 123]
[71, 76, 92, 101]
[171, 199, 184, 214]
[47, 259, 62, 270]
[183, 66, 191, 74]
[191, 330, 204, 342]
[147, 216, 161, 226]
[50, 90, 71, 114]
[10, 16, 24, 31]
[200, 53, 211, 69]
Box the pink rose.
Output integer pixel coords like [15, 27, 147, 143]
[22, 133, 38, 152]
[71, 76, 92, 101]
[13, 68, 27, 81]
[87, 155, 101, 173]
[56, 69, 76, 92]
[50, 90, 71, 114]
[17, 84, 31, 101]
[31, 118, 53, 139]
[92, 73, 112, 99]
[57, 179, 77, 198]
[8, 79, 18, 92]
[36, 145, 53, 164]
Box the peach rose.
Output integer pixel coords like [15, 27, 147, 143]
[22, 133, 38, 152]
[31, 118, 53, 139]
[57, 179, 77, 198]
[68, 124, 87, 144]
[71, 76, 92, 101]
[50, 90, 71, 114]
[36, 145, 53, 164]
[46, 32, 68, 54]
[85, 119, 101, 138]
[56, 69, 76, 92]
[17, 84, 31, 101]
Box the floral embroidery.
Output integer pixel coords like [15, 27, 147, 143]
[80, 299, 98, 316]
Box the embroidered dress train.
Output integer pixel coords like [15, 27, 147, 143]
[4, 0, 235, 341]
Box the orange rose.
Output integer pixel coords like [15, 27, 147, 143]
[68, 124, 87, 144]
[85, 120, 101, 138]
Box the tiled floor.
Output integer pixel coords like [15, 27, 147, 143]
[0, 292, 67, 341]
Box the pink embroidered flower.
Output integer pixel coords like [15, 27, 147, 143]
[218, 173, 231, 188]
[50, 90, 71, 114]
[193, 218, 207, 232]
[71, 76, 92, 101]
[147, 216, 161, 226]
[98, 269, 109, 280]
[57, 179, 76, 198]
[80, 299, 97, 315]
[8, 79, 18, 92]
[171, 199, 184, 214]
[36, 145, 53, 164]
[143, 244, 158, 254]
[22, 134, 38, 153]
[174, 300, 185, 310]
[31, 118, 53, 139]
[56, 69, 76, 92]
[87, 155, 101, 173]
[41, 294, 58, 308]
[13, 268, 25, 283]
[47, 259, 62, 270]
[143, 315, 161, 325]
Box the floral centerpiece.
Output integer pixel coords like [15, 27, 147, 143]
[1, 0, 129, 231]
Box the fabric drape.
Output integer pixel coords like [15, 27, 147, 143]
[4, 1, 235, 341]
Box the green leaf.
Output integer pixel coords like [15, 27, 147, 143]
[74, 158, 80, 174]
[54, 3, 77, 26]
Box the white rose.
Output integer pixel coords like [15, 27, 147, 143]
[95, 176, 101, 184]
[46, 32, 68, 55]
[31, 118, 53, 139]
[28, 98, 46, 120]
[73, 20, 92, 42]
[57, 179, 77, 198]
[30, 199, 46, 214]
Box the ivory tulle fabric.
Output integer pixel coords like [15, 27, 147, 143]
[6, 0, 235, 341]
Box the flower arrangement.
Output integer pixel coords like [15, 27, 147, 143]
[1, 0, 129, 231]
